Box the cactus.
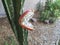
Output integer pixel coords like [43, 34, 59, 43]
[2, 0, 28, 45]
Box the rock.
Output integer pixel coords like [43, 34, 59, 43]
[49, 19, 54, 24]
[30, 18, 37, 22]
[44, 20, 49, 24]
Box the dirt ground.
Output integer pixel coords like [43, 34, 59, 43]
[28, 13, 60, 45]
[0, 17, 19, 45]
[0, 16, 60, 45]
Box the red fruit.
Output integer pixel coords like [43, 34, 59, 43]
[19, 10, 34, 30]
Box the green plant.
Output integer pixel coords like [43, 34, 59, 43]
[58, 39, 60, 45]
[5, 41, 9, 45]
[2, 0, 28, 45]
[37, 0, 60, 23]
[4, 37, 18, 45]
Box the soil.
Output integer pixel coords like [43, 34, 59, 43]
[28, 12, 60, 45]
[0, 15, 60, 45]
[0, 17, 19, 45]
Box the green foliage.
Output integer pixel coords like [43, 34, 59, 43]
[5, 41, 9, 45]
[58, 40, 60, 45]
[37, 0, 60, 23]
[4, 37, 18, 45]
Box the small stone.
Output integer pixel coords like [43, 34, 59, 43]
[30, 18, 37, 22]
[49, 20, 54, 24]
[44, 20, 49, 24]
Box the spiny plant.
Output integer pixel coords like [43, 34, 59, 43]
[2, 0, 28, 45]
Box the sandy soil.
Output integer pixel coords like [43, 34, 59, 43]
[0, 16, 60, 45]
[28, 12, 60, 45]
[0, 17, 18, 45]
